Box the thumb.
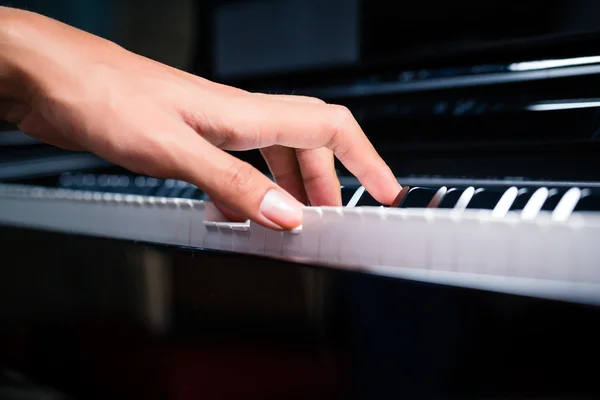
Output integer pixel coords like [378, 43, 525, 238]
[179, 136, 303, 230]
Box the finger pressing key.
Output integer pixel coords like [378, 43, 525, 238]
[214, 95, 401, 205]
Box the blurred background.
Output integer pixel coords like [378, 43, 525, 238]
[5, 0, 600, 84]
[4, 0, 600, 182]
[5, 0, 198, 71]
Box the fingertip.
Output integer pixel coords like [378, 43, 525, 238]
[258, 188, 304, 230]
[368, 167, 402, 205]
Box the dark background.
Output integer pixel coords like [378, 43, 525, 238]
[4, 0, 600, 181]
[6, 0, 600, 83]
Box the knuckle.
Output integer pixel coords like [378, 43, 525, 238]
[328, 104, 355, 128]
[302, 95, 326, 104]
[212, 128, 236, 148]
[227, 161, 260, 197]
[323, 105, 355, 154]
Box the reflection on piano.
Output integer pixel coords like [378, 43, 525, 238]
[2, 1, 600, 399]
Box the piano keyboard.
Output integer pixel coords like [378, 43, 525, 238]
[1, 173, 600, 306]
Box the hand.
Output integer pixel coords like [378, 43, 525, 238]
[0, 7, 401, 230]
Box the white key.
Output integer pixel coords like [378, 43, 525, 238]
[552, 187, 581, 222]
[427, 186, 447, 208]
[492, 186, 519, 217]
[346, 186, 365, 207]
[454, 186, 475, 211]
[521, 187, 549, 220]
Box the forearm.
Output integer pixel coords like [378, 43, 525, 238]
[0, 6, 33, 102]
[0, 6, 120, 104]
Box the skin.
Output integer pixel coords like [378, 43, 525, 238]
[0, 6, 402, 230]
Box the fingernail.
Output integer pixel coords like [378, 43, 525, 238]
[259, 189, 303, 229]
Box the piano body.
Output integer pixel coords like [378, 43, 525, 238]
[1, 1, 600, 398]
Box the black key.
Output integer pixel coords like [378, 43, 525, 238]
[154, 179, 176, 197]
[437, 188, 465, 209]
[132, 176, 153, 196]
[574, 188, 600, 211]
[142, 177, 163, 196]
[167, 180, 189, 198]
[60, 173, 96, 191]
[467, 188, 504, 210]
[180, 185, 199, 199]
[192, 189, 209, 201]
[93, 174, 123, 194]
[400, 187, 438, 208]
[356, 190, 383, 207]
[58, 173, 74, 188]
[114, 176, 141, 195]
[509, 188, 533, 211]
[341, 186, 359, 206]
[391, 186, 411, 207]
[541, 188, 564, 211]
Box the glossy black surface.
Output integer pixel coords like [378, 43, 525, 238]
[575, 188, 600, 211]
[0, 225, 599, 399]
[397, 187, 437, 208]
[466, 188, 504, 210]
[9, 171, 600, 214]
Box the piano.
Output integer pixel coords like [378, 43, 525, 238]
[1, 1, 600, 399]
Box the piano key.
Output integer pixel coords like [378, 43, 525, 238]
[574, 188, 600, 211]
[426, 186, 447, 208]
[180, 185, 199, 199]
[492, 186, 519, 217]
[189, 188, 208, 201]
[552, 187, 582, 222]
[133, 175, 156, 196]
[82, 173, 96, 187]
[72, 173, 86, 187]
[167, 180, 189, 198]
[3, 181, 600, 307]
[349, 185, 407, 207]
[508, 188, 534, 211]
[540, 188, 564, 211]
[356, 190, 382, 207]
[437, 188, 465, 208]
[398, 187, 437, 208]
[58, 173, 74, 187]
[453, 186, 475, 211]
[153, 180, 175, 197]
[113, 176, 141, 195]
[143, 178, 163, 196]
[466, 188, 504, 210]
[145, 177, 161, 189]
[521, 187, 549, 220]
[96, 174, 110, 189]
[341, 186, 359, 206]
[346, 186, 365, 207]
[391, 186, 411, 207]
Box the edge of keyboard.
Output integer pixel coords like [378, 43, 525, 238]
[1, 182, 599, 306]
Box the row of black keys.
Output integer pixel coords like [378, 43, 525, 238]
[57, 173, 600, 212]
[58, 173, 209, 201]
[344, 186, 600, 212]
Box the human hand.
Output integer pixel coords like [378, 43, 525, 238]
[0, 7, 401, 230]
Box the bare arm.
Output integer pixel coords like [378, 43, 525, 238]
[0, 6, 401, 230]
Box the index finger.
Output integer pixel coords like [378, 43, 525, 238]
[215, 95, 401, 205]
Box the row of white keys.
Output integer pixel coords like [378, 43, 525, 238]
[430, 185, 478, 270]
[1, 183, 598, 286]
